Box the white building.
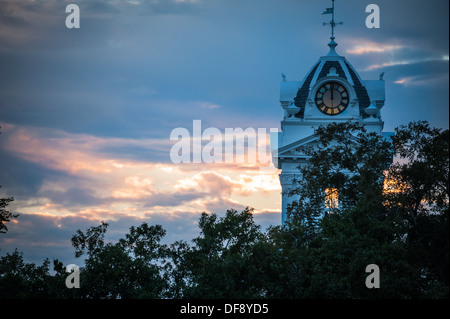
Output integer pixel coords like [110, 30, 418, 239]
[271, 14, 390, 225]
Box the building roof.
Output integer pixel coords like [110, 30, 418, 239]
[293, 41, 371, 119]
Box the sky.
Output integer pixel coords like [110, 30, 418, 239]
[0, 0, 448, 266]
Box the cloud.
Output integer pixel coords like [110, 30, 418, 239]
[252, 210, 281, 230]
[145, 190, 209, 207]
[0, 121, 281, 221]
[393, 74, 448, 87]
[0, 122, 172, 175]
[0, 212, 92, 265]
[0, 0, 61, 49]
[198, 102, 220, 109]
[366, 56, 449, 71]
[175, 171, 242, 197]
[174, 0, 199, 3]
[346, 41, 404, 55]
[382, 59, 449, 90]
[175, 169, 280, 198]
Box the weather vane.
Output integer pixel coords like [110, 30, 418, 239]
[322, 0, 343, 41]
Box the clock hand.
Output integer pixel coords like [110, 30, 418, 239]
[331, 86, 334, 107]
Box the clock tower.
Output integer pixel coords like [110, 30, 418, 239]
[271, 0, 388, 224]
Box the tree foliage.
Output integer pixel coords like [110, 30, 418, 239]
[0, 192, 16, 234]
[0, 121, 448, 298]
[174, 208, 278, 298]
[387, 121, 449, 296]
[1, 126, 18, 234]
[0, 249, 67, 298]
[71, 222, 169, 298]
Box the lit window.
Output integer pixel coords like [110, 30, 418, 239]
[324, 188, 339, 209]
[383, 177, 407, 194]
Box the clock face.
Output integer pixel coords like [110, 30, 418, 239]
[315, 82, 349, 116]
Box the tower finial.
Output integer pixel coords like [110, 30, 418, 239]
[322, 0, 343, 55]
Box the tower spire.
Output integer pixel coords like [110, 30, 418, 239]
[322, 0, 343, 55]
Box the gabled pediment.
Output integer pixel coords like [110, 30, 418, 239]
[272, 132, 360, 169]
[271, 134, 318, 169]
[274, 134, 319, 158]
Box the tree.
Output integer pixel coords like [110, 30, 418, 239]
[0, 249, 52, 298]
[71, 221, 169, 298]
[278, 121, 441, 298]
[0, 191, 16, 234]
[386, 121, 449, 297]
[176, 208, 279, 298]
[287, 121, 394, 230]
[1, 126, 17, 234]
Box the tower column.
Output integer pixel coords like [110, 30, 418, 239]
[279, 173, 299, 224]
